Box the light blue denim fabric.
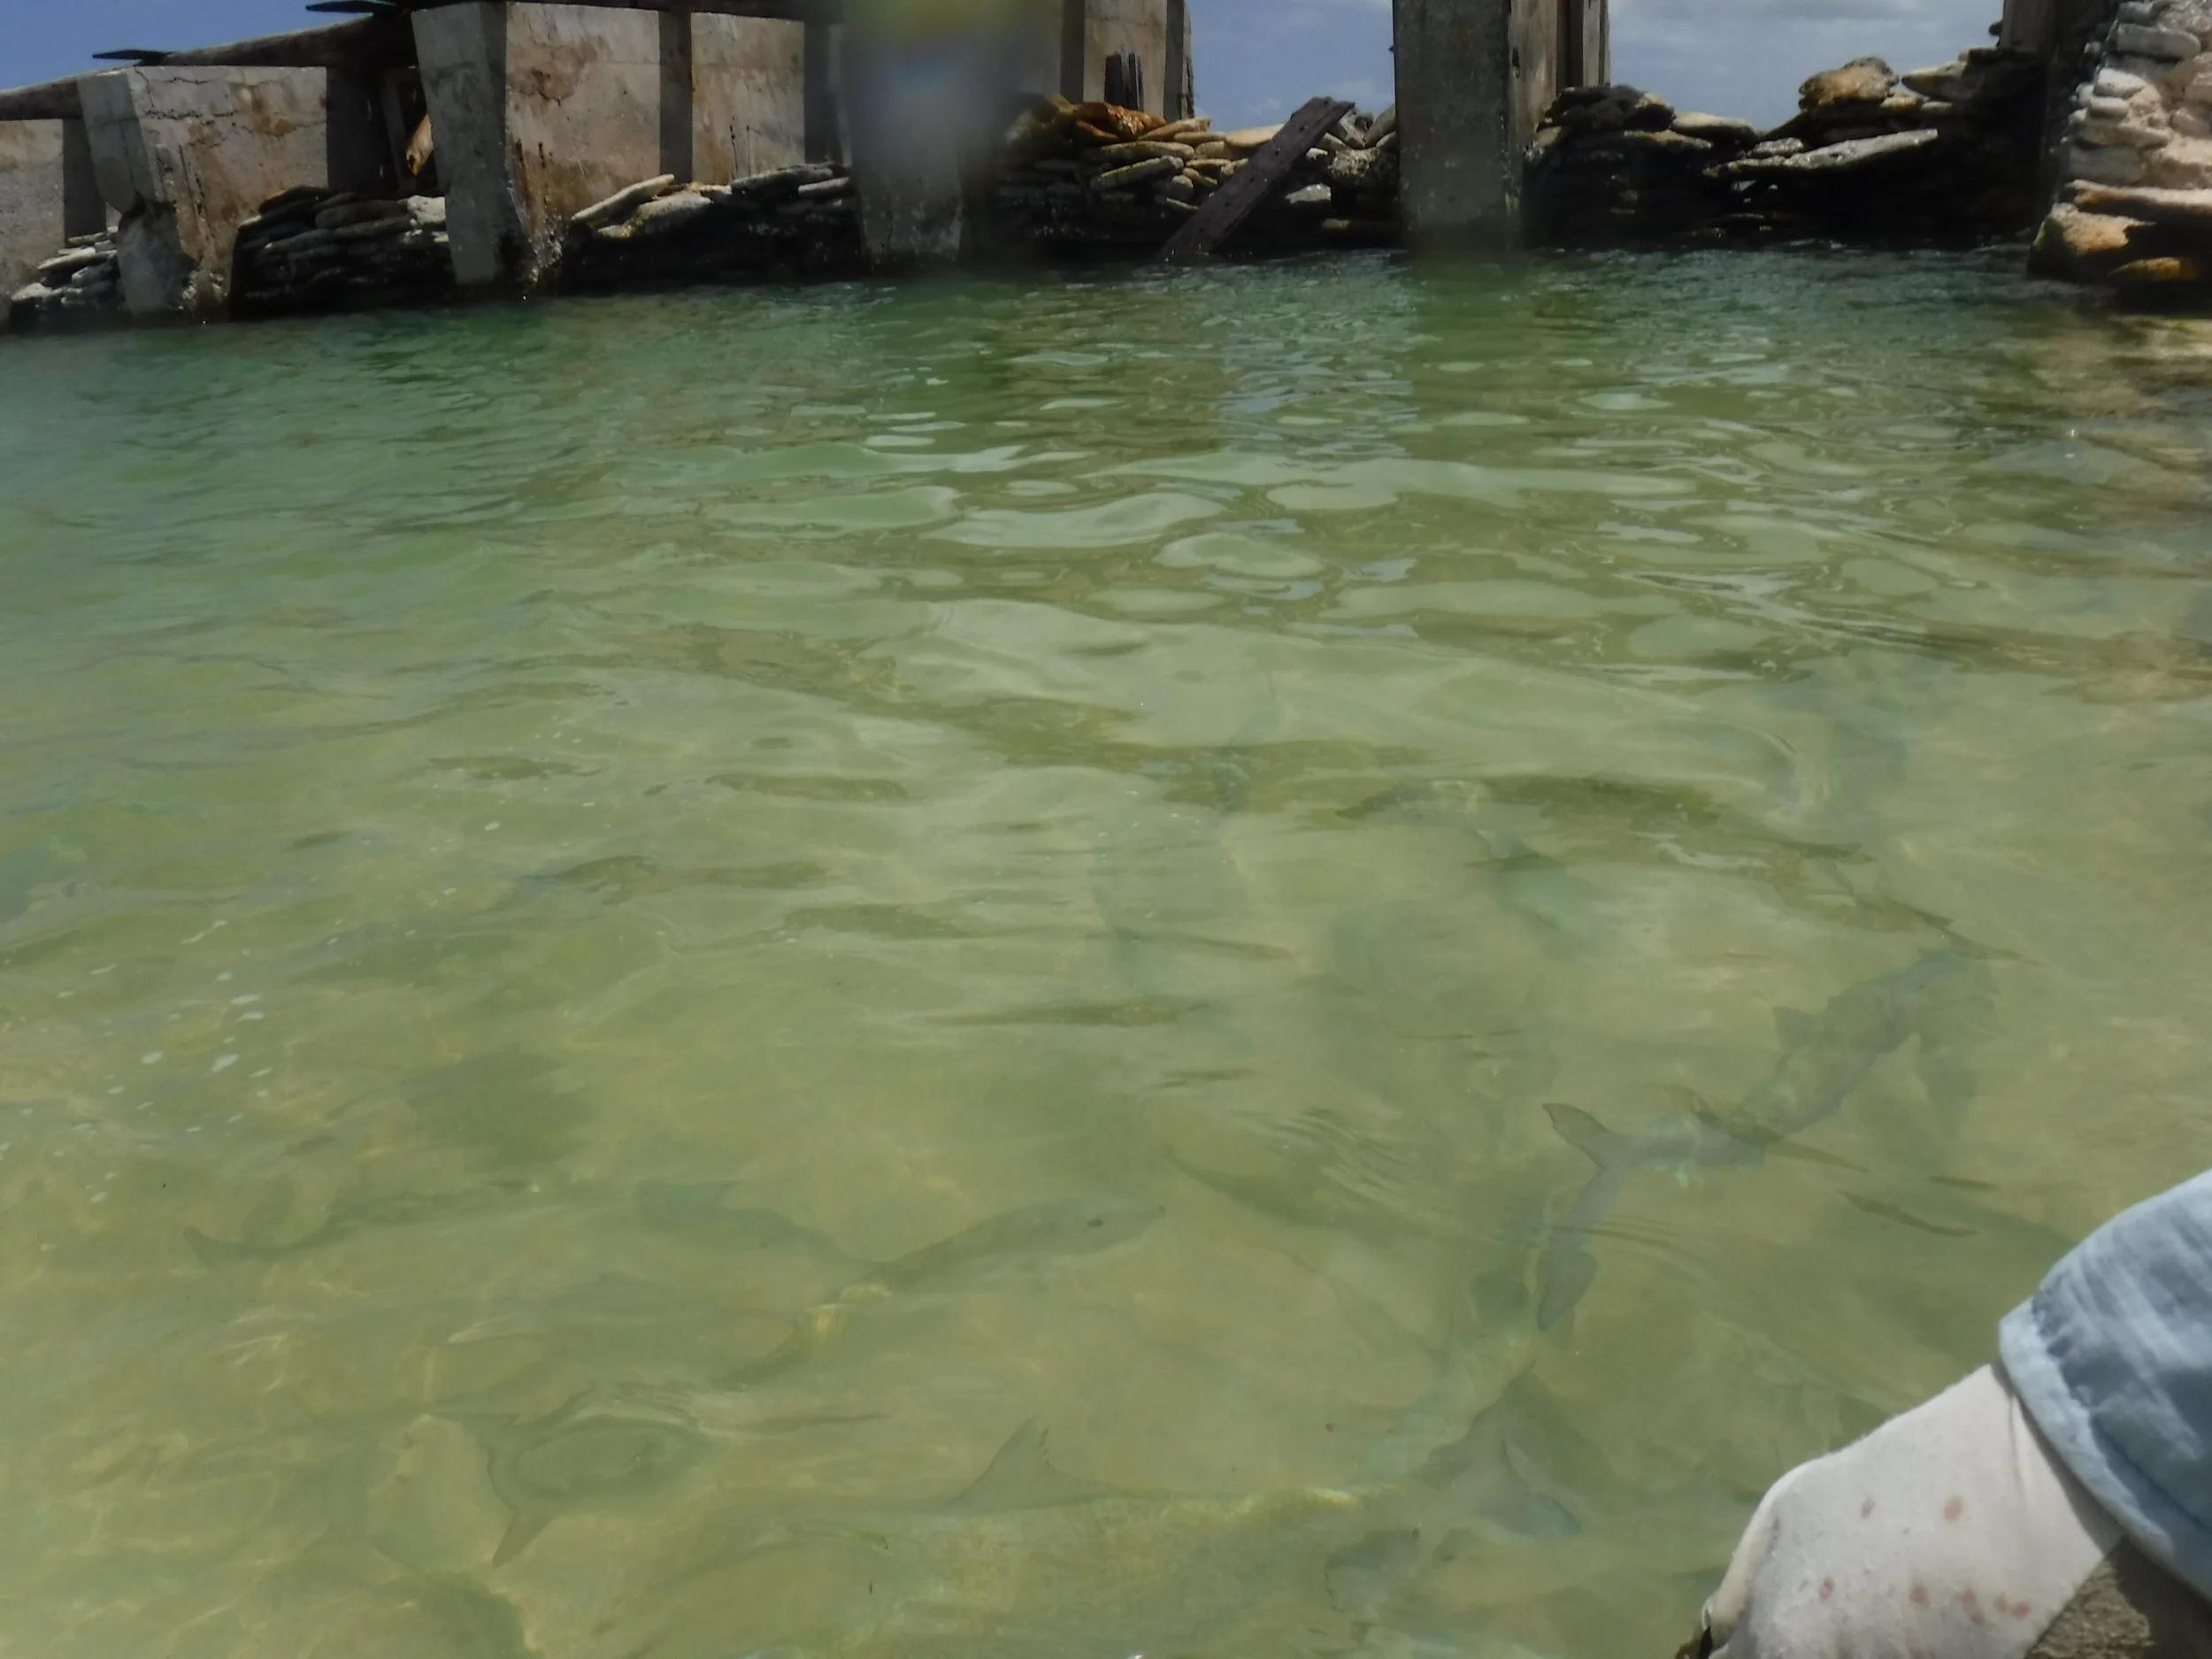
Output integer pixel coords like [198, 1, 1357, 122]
[2001, 1171, 2212, 1602]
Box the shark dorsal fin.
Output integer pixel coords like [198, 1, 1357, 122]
[1543, 1102, 1624, 1168]
[1774, 1007, 1820, 1048]
[950, 1420, 1118, 1513]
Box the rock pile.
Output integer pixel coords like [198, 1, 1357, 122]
[1525, 50, 2046, 248]
[2032, 0, 2212, 299]
[558, 165, 865, 290]
[6, 233, 126, 332]
[1522, 87, 1752, 244]
[232, 188, 454, 315]
[984, 96, 1400, 254]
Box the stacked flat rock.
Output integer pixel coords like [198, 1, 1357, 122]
[1525, 50, 2044, 250]
[560, 166, 864, 289]
[1524, 88, 1751, 245]
[2032, 0, 2212, 298]
[234, 188, 453, 312]
[1724, 52, 2044, 235]
[6, 232, 125, 333]
[984, 96, 1400, 254]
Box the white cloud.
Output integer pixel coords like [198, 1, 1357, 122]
[1190, 0, 2001, 132]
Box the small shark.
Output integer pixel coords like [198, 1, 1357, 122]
[719, 1197, 1164, 1387]
[457, 1382, 880, 1565]
[185, 1180, 533, 1269]
[1538, 950, 1993, 1328]
[622, 1386, 1574, 1659]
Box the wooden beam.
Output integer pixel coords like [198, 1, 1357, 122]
[1157, 96, 1353, 265]
[88, 16, 417, 73]
[406, 0, 839, 17]
[0, 78, 83, 121]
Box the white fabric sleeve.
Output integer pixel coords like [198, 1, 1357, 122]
[1704, 1365, 2120, 1659]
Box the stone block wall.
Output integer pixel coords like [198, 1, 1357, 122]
[2031, 0, 2212, 291]
[78, 67, 389, 318]
[0, 120, 104, 300]
[416, 2, 808, 288]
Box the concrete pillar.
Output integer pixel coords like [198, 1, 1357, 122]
[77, 67, 388, 318]
[415, 3, 810, 289]
[844, 0, 1056, 267]
[1394, 0, 1515, 242]
[1508, 0, 1561, 155]
[2002, 0, 2062, 54]
[691, 16, 807, 184]
[415, 4, 664, 288]
[1564, 0, 1609, 91]
[1165, 0, 1193, 123]
[1395, 0, 1592, 243]
[804, 20, 846, 163]
[1061, 0, 1171, 113]
[0, 120, 104, 297]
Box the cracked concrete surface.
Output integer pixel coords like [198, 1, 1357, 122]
[80, 66, 387, 318]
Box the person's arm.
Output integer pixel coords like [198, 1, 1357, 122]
[1687, 1172, 2212, 1659]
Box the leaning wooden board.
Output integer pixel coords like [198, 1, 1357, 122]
[1157, 96, 1356, 266]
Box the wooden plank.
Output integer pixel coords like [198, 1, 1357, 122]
[1157, 95, 1351, 266]
[0, 79, 85, 121]
[89, 17, 416, 73]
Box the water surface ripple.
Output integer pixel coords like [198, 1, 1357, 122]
[3, 248, 2211, 1658]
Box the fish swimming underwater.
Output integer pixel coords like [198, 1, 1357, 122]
[718, 1196, 1164, 1387]
[1538, 950, 1993, 1327]
[626, 1388, 1575, 1659]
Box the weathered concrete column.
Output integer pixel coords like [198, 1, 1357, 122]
[1395, 0, 1592, 244]
[415, 3, 808, 288]
[78, 67, 388, 318]
[691, 16, 808, 184]
[844, 0, 1057, 268]
[415, 4, 664, 288]
[1567, 0, 1609, 92]
[1394, 0, 1515, 242]
[1165, 0, 1194, 123]
[0, 120, 104, 298]
[1063, 0, 1172, 113]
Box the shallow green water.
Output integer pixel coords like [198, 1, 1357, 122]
[2, 248, 2211, 1659]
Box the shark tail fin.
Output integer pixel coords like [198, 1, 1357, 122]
[1773, 1007, 1821, 1048]
[950, 1419, 1119, 1514]
[1543, 1102, 1630, 1170]
[184, 1226, 257, 1270]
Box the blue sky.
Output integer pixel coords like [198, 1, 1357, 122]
[8, 0, 2004, 129]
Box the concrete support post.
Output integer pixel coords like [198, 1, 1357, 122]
[0, 120, 103, 300]
[1394, 0, 1587, 244]
[415, 3, 664, 289]
[690, 16, 807, 185]
[78, 66, 386, 318]
[803, 20, 845, 164]
[2002, 0, 2062, 54]
[1393, 0, 1515, 242]
[1164, 0, 1192, 122]
[844, 0, 1057, 268]
[416, 2, 808, 290]
[1059, 0, 1171, 112]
